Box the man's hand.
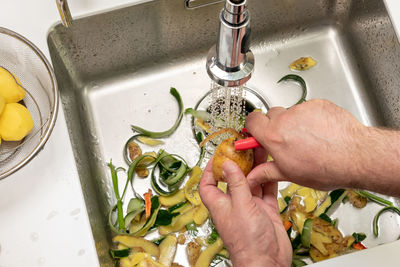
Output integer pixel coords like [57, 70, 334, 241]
[246, 99, 400, 196]
[199, 159, 292, 267]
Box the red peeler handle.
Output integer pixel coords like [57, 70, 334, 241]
[234, 137, 261, 150]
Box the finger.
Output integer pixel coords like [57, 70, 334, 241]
[262, 182, 279, 213]
[250, 184, 263, 199]
[266, 106, 286, 119]
[222, 160, 253, 206]
[247, 162, 287, 190]
[199, 159, 230, 215]
[254, 146, 268, 166]
[246, 112, 272, 149]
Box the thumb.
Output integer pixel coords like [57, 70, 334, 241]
[223, 160, 253, 206]
[247, 162, 287, 190]
[199, 158, 230, 216]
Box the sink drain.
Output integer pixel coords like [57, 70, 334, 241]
[191, 86, 269, 153]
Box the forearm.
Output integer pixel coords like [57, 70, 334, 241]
[352, 127, 400, 197]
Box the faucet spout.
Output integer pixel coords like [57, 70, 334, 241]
[206, 0, 254, 87]
[56, 0, 73, 28]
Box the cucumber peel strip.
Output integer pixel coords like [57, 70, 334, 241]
[184, 108, 210, 121]
[151, 152, 188, 196]
[107, 161, 127, 229]
[195, 132, 205, 167]
[301, 218, 313, 248]
[373, 206, 400, 237]
[131, 87, 184, 138]
[356, 190, 394, 207]
[108, 154, 156, 233]
[109, 248, 130, 259]
[278, 74, 307, 105]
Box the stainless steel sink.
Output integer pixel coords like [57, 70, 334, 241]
[47, 0, 400, 265]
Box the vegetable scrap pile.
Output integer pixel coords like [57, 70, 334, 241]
[107, 57, 400, 267]
[108, 88, 229, 267]
[279, 184, 400, 266]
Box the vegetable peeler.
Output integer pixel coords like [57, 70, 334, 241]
[234, 137, 261, 150]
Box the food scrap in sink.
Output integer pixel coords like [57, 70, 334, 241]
[106, 86, 400, 267]
[108, 88, 228, 267]
[289, 57, 317, 71]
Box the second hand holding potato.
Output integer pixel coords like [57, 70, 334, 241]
[199, 159, 292, 267]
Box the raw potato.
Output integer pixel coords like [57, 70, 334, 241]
[0, 103, 33, 141]
[0, 67, 26, 103]
[0, 94, 5, 115]
[212, 137, 254, 181]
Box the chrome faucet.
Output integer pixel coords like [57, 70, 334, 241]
[56, 0, 73, 27]
[206, 0, 254, 87]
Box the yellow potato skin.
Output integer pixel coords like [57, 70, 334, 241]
[0, 67, 26, 103]
[0, 103, 33, 141]
[0, 94, 5, 115]
[212, 137, 254, 181]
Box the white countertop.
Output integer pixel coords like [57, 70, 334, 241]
[0, 1, 400, 266]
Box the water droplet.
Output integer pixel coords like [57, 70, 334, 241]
[46, 211, 58, 220]
[70, 208, 80, 216]
[30, 232, 39, 242]
[78, 249, 85, 256]
[37, 257, 45, 265]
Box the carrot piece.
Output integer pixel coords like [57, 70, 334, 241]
[352, 242, 367, 250]
[144, 189, 152, 219]
[283, 220, 292, 231]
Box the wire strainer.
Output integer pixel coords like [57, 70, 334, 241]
[0, 27, 59, 179]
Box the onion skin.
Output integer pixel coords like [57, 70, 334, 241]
[212, 137, 254, 181]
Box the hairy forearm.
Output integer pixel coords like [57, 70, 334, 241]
[352, 126, 400, 197]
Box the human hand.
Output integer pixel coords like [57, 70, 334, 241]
[199, 159, 292, 267]
[246, 99, 369, 191]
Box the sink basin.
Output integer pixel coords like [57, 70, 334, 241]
[47, 0, 400, 265]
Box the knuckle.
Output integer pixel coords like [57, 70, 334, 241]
[262, 166, 275, 180]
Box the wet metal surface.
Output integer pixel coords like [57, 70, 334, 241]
[47, 0, 400, 265]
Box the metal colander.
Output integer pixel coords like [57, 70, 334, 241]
[0, 27, 59, 179]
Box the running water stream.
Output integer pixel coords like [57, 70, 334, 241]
[209, 82, 246, 134]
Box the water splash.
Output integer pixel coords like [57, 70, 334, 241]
[209, 82, 245, 134]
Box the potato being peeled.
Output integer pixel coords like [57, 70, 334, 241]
[212, 137, 254, 181]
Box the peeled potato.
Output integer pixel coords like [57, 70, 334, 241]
[0, 103, 33, 141]
[212, 137, 254, 181]
[0, 94, 5, 115]
[0, 67, 26, 103]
